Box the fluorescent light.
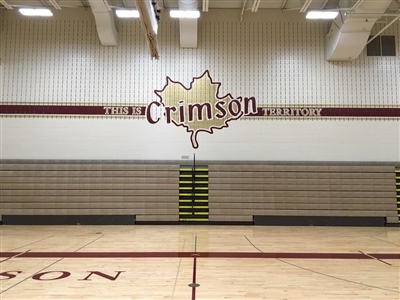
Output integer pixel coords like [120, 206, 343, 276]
[115, 9, 140, 18]
[306, 11, 338, 20]
[170, 10, 200, 19]
[19, 8, 53, 17]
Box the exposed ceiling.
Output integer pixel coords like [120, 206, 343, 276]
[1, 0, 399, 12]
[1, 0, 399, 61]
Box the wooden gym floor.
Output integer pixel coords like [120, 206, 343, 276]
[0, 225, 399, 300]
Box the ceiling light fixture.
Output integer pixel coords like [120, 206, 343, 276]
[115, 9, 140, 18]
[19, 8, 53, 16]
[306, 11, 339, 19]
[170, 10, 200, 19]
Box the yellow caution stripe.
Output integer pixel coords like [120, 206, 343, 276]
[179, 200, 208, 203]
[179, 206, 209, 209]
[179, 168, 208, 172]
[179, 193, 208, 196]
[179, 218, 209, 222]
[179, 181, 209, 184]
[179, 175, 208, 178]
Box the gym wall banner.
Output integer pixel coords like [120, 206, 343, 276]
[1, 70, 400, 149]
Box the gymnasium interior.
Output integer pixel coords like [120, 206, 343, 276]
[0, 0, 399, 299]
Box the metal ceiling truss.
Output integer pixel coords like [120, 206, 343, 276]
[350, 0, 364, 11]
[0, 0, 12, 9]
[48, 0, 62, 9]
[251, 0, 261, 12]
[280, 0, 288, 9]
[80, 0, 90, 7]
[367, 15, 400, 44]
[300, 0, 313, 12]
[241, 0, 248, 21]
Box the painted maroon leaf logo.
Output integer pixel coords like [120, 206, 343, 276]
[149, 71, 256, 149]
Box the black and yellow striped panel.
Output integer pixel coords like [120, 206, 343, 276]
[396, 169, 400, 223]
[179, 165, 209, 222]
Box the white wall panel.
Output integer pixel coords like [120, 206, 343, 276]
[1, 118, 398, 161]
[1, 10, 399, 106]
[0, 9, 399, 161]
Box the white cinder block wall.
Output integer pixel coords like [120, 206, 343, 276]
[0, 9, 399, 161]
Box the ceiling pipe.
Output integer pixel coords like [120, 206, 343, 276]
[88, 0, 118, 46]
[178, 0, 199, 48]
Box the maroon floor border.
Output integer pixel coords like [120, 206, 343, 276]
[0, 252, 399, 259]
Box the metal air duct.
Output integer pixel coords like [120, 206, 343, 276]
[325, 0, 393, 61]
[178, 0, 199, 48]
[88, 0, 118, 46]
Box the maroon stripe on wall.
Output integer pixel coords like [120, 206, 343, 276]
[250, 107, 400, 117]
[1, 105, 400, 117]
[0, 105, 146, 116]
[321, 107, 400, 117]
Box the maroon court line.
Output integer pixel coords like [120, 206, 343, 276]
[0, 250, 31, 263]
[0, 252, 399, 259]
[192, 257, 197, 300]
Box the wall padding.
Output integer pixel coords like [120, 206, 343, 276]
[208, 164, 398, 223]
[0, 161, 180, 222]
[1, 161, 398, 224]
